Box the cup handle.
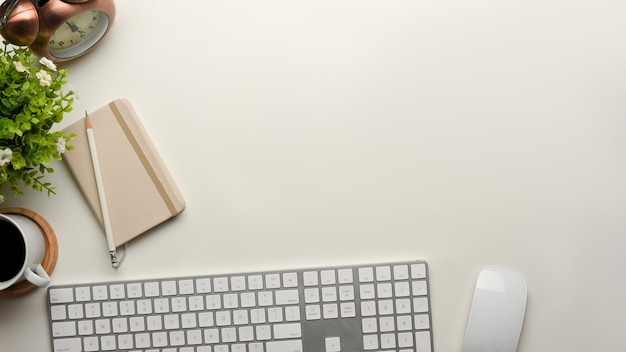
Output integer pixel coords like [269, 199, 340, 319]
[23, 264, 51, 287]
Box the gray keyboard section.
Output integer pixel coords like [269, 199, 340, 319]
[47, 260, 434, 352]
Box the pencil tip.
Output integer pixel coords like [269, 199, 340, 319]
[85, 115, 92, 129]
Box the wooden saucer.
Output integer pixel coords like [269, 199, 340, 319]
[0, 207, 58, 297]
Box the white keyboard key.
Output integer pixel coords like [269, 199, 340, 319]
[248, 274, 264, 290]
[52, 321, 76, 337]
[112, 318, 128, 333]
[117, 334, 133, 349]
[147, 315, 163, 330]
[375, 266, 392, 281]
[85, 303, 101, 318]
[258, 291, 273, 306]
[77, 320, 93, 335]
[129, 317, 145, 332]
[179, 279, 194, 294]
[414, 297, 429, 313]
[268, 307, 283, 323]
[206, 295, 221, 309]
[231, 276, 246, 291]
[213, 277, 229, 292]
[337, 268, 353, 283]
[285, 306, 301, 321]
[411, 263, 427, 279]
[250, 309, 266, 324]
[223, 293, 239, 308]
[75, 287, 91, 302]
[393, 264, 409, 280]
[164, 314, 180, 329]
[362, 318, 377, 333]
[233, 309, 249, 325]
[83, 336, 98, 352]
[144, 282, 160, 297]
[53, 337, 81, 352]
[199, 312, 214, 327]
[414, 314, 430, 330]
[181, 313, 197, 328]
[320, 270, 336, 285]
[49, 288, 73, 304]
[380, 333, 396, 349]
[358, 267, 374, 282]
[256, 325, 271, 340]
[187, 329, 203, 345]
[416, 331, 432, 351]
[266, 339, 303, 352]
[397, 315, 413, 331]
[170, 330, 185, 346]
[396, 298, 412, 314]
[110, 284, 125, 299]
[378, 300, 394, 315]
[95, 319, 112, 334]
[135, 332, 150, 349]
[273, 322, 302, 339]
[340, 302, 356, 318]
[265, 273, 281, 288]
[196, 278, 212, 293]
[92, 286, 108, 300]
[189, 296, 205, 311]
[363, 335, 378, 350]
[398, 331, 413, 348]
[359, 284, 375, 299]
[50, 305, 66, 320]
[161, 281, 177, 296]
[321, 287, 337, 302]
[302, 271, 319, 286]
[412, 280, 428, 296]
[68, 304, 83, 319]
[325, 337, 341, 352]
[282, 272, 298, 287]
[323, 304, 338, 319]
[126, 283, 142, 298]
[305, 305, 321, 320]
[395, 281, 411, 297]
[361, 301, 376, 316]
[241, 292, 256, 307]
[304, 288, 320, 303]
[276, 289, 299, 305]
[221, 327, 237, 342]
[204, 328, 219, 343]
[377, 282, 393, 298]
[339, 285, 355, 301]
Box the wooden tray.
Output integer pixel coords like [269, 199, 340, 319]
[0, 207, 58, 297]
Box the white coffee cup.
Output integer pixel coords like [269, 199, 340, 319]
[0, 213, 50, 291]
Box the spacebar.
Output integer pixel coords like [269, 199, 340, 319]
[266, 339, 303, 352]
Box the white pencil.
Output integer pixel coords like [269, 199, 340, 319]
[85, 111, 119, 268]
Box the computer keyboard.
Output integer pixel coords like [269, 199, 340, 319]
[47, 260, 433, 352]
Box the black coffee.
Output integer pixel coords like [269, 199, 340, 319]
[0, 220, 26, 282]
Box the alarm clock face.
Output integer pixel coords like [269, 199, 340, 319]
[48, 10, 110, 60]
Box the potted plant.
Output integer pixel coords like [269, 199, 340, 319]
[0, 41, 75, 204]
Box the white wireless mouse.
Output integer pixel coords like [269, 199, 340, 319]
[462, 267, 527, 352]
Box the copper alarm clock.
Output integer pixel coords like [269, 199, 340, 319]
[0, 0, 115, 62]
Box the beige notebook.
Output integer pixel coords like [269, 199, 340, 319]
[63, 99, 186, 246]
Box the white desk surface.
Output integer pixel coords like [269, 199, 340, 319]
[1, 1, 626, 351]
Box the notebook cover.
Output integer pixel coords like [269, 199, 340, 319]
[62, 99, 186, 246]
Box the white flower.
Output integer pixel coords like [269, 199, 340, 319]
[36, 70, 52, 86]
[13, 60, 28, 73]
[39, 57, 57, 71]
[56, 137, 66, 154]
[0, 148, 12, 166]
